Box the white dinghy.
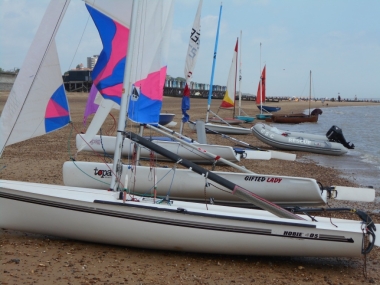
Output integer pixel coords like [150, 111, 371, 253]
[1, 0, 378, 259]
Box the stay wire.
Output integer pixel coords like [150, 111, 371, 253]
[66, 13, 91, 72]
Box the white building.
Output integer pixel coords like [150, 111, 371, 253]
[87, 55, 99, 69]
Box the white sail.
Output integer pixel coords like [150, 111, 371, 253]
[184, 0, 202, 87]
[180, 0, 202, 131]
[127, 0, 174, 124]
[0, 0, 71, 157]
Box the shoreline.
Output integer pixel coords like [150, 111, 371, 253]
[1, 92, 380, 284]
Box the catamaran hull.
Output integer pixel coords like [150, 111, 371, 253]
[208, 118, 245, 125]
[0, 180, 367, 257]
[252, 124, 348, 155]
[77, 134, 240, 164]
[63, 161, 327, 207]
[188, 122, 253, 135]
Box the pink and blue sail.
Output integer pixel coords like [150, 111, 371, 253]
[86, 4, 129, 105]
[44, 85, 70, 133]
[128, 67, 167, 125]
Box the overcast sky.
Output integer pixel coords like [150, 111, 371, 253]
[1, 0, 379, 99]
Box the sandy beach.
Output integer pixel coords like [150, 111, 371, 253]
[1, 92, 379, 285]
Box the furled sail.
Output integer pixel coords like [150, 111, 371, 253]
[0, 0, 71, 157]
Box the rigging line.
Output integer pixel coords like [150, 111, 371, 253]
[66, 13, 92, 72]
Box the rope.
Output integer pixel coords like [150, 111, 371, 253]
[106, 113, 117, 135]
[326, 205, 338, 228]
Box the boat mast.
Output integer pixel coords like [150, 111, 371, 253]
[238, 30, 242, 116]
[233, 37, 238, 118]
[309, 70, 311, 116]
[110, 0, 139, 191]
[260, 42, 263, 115]
[205, 3, 222, 123]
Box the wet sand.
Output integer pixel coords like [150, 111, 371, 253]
[1, 92, 379, 284]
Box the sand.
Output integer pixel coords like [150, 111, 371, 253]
[1, 92, 379, 284]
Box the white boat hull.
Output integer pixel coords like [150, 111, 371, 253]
[63, 161, 327, 207]
[252, 123, 348, 155]
[189, 122, 253, 135]
[0, 179, 370, 257]
[77, 134, 276, 162]
[77, 134, 240, 163]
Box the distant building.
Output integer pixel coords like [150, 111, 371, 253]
[0, 72, 17, 91]
[63, 69, 92, 92]
[87, 55, 99, 69]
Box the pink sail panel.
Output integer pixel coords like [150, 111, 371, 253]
[134, 66, 167, 101]
[45, 100, 70, 119]
[128, 66, 167, 124]
[256, 65, 266, 105]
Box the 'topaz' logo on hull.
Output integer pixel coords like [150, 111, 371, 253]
[94, 167, 112, 178]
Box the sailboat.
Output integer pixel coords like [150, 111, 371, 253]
[191, 4, 253, 135]
[256, 65, 280, 119]
[266, 71, 323, 124]
[208, 39, 244, 125]
[234, 30, 255, 123]
[1, 0, 379, 258]
[255, 44, 280, 120]
[179, 0, 202, 134]
[75, 1, 268, 162]
[68, 0, 371, 206]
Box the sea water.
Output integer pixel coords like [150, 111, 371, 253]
[270, 105, 380, 191]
